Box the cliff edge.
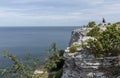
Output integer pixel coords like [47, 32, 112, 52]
[62, 27, 120, 78]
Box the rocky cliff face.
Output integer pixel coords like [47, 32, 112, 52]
[62, 27, 119, 78]
[69, 28, 91, 47]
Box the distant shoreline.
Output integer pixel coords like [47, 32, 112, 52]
[0, 26, 81, 28]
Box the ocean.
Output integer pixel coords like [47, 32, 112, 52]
[0, 26, 79, 69]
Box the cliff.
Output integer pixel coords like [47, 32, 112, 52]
[62, 27, 120, 78]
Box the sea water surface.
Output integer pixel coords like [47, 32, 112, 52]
[0, 26, 79, 69]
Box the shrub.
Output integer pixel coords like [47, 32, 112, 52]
[53, 69, 63, 78]
[87, 26, 100, 37]
[44, 43, 64, 72]
[2, 50, 39, 78]
[2, 43, 64, 78]
[86, 24, 120, 57]
[69, 46, 77, 53]
[44, 50, 64, 72]
[88, 21, 96, 27]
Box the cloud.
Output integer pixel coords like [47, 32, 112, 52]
[0, 6, 84, 26]
[0, 0, 120, 26]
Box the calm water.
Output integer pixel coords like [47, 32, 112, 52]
[0, 26, 79, 68]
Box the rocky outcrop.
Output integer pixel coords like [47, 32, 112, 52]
[69, 28, 92, 46]
[62, 27, 119, 78]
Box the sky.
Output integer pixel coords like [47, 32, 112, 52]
[0, 0, 120, 26]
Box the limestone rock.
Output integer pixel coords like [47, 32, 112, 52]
[62, 27, 119, 78]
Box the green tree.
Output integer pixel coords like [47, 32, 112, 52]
[87, 26, 100, 38]
[88, 21, 96, 27]
[2, 43, 64, 78]
[2, 50, 39, 78]
[86, 24, 120, 57]
[44, 43, 64, 72]
[108, 22, 111, 25]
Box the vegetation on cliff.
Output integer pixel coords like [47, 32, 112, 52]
[84, 22, 120, 77]
[86, 24, 120, 57]
[87, 21, 96, 27]
[44, 43, 64, 72]
[86, 26, 100, 37]
[69, 46, 77, 53]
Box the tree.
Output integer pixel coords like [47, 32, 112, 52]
[44, 43, 64, 72]
[2, 43, 64, 78]
[108, 22, 111, 25]
[88, 21, 96, 27]
[2, 50, 39, 78]
[86, 24, 120, 57]
[87, 26, 100, 38]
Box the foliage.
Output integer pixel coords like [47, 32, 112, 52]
[44, 43, 64, 72]
[98, 23, 102, 26]
[87, 26, 100, 37]
[69, 46, 77, 53]
[86, 24, 120, 57]
[53, 69, 63, 78]
[2, 43, 64, 78]
[2, 50, 39, 78]
[44, 50, 64, 72]
[88, 21, 96, 27]
[108, 22, 111, 25]
[115, 22, 120, 25]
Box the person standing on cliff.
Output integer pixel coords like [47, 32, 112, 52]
[102, 18, 106, 26]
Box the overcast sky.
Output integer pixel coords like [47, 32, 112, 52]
[0, 0, 120, 26]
